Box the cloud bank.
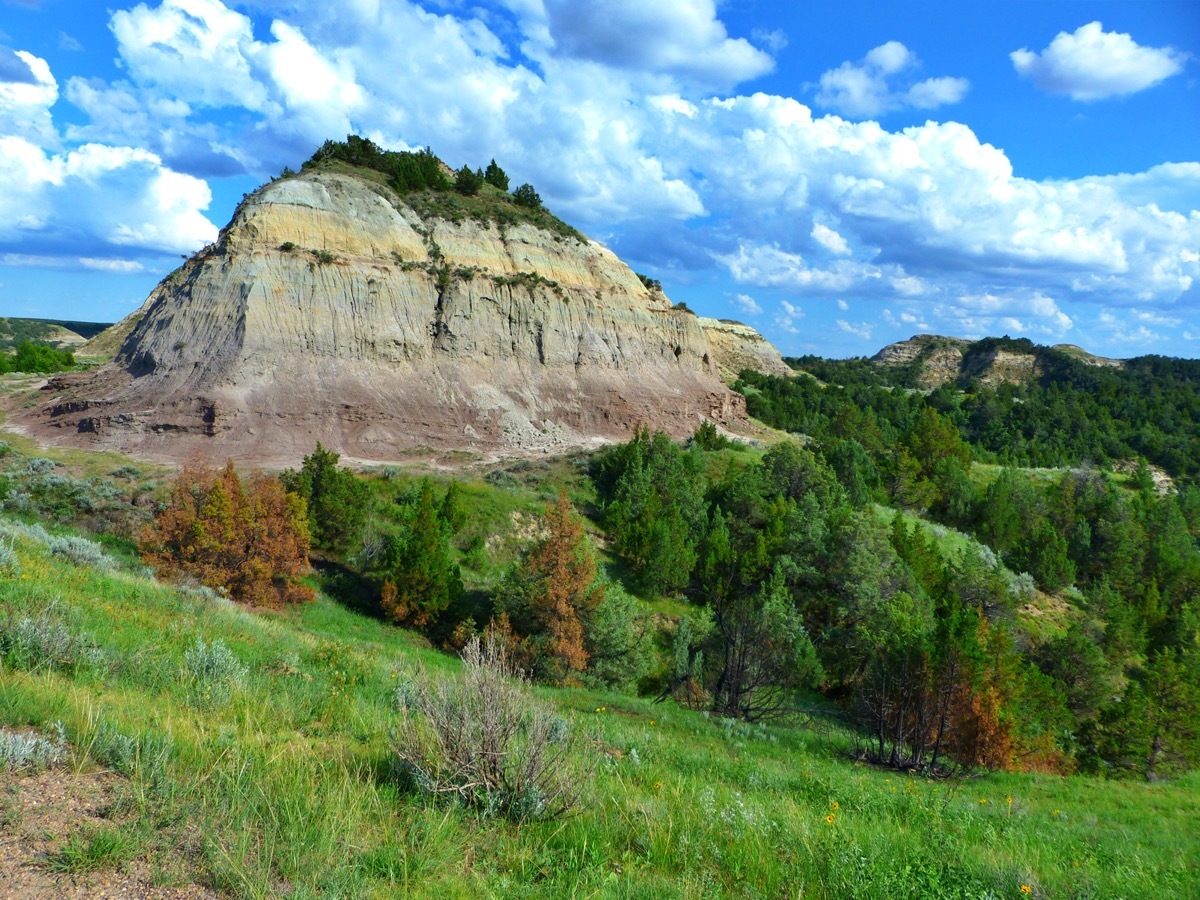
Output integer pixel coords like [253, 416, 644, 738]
[0, 0, 1194, 353]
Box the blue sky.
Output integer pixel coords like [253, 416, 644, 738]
[1, 0, 1197, 359]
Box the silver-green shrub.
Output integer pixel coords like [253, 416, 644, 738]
[0, 535, 19, 577]
[50, 534, 114, 570]
[392, 634, 587, 822]
[0, 606, 107, 673]
[22, 457, 58, 476]
[1008, 571, 1037, 601]
[0, 519, 54, 546]
[0, 722, 66, 772]
[183, 637, 248, 703]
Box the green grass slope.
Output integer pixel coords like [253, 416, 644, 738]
[3, 514, 1198, 898]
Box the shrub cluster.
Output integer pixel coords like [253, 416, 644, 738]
[282, 443, 370, 557]
[0, 535, 19, 577]
[0, 605, 107, 674]
[0, 340, 74, 374]
[50, 534, 114, 570]
[183, 637, 249, 705]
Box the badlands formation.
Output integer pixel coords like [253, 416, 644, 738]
[19, 168, 786, 465]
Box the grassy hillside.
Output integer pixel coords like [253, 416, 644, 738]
[3, 466, 1198, 897]
[0, 317, 111, 349]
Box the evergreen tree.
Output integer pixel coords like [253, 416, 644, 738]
[382, 479, 462, 627]
[282, 443, 370, 557]
[141, 461, 314, 606]
[602, 430, 706, 595]
[707, 560, 824, 722]
[495, 490, 604, 683]
[454, 165, 485, 196]
[582, 579, 655, 691]
[827, 438, 879, 508]
[512, 183, 542, 208]
[483, 158, 509, 191]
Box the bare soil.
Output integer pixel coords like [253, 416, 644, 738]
[0, 765, 219, 899]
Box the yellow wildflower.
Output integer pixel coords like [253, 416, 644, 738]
[825, 814, 835, 824]
[830, 801, 839, 811]
[1020, 886, 1032, 895]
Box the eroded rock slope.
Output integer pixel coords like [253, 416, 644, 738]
[20, 170, 781, 464]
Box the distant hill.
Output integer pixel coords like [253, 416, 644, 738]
[868, 333, 1125, 390]
[0, 317, 112, 351]
[767, 335, 1200, 484]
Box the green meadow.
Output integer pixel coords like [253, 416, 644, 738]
[3, 511, 1197, 898]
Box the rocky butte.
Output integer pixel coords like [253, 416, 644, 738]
[871, 333, 1125, 390]
[17, 162, 788, 465]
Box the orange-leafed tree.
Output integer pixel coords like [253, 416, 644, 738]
[141, 460, 315, 606]
[939, 617, 1019, 770]
[495, 489, 604, 683]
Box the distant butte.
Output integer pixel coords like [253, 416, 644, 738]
[870, 334, 1126, 390]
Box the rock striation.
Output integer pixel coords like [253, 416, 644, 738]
[19, 168, 780, 465]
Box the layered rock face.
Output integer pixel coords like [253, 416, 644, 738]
[24, 170, 775, 464]
[872, 334, 1123, 389]
[698, 318, 793, 381]
[872, 335, 973, 389]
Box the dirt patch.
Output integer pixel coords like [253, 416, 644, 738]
[0, 766, 218, 899]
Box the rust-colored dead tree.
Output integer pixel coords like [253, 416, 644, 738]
[141, 460, 315, 606]
[499, 489, 604, 683]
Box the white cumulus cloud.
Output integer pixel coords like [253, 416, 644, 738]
[731, 293, 762, 316]
[540, 0, 774, 90]
[110, 0, 271, 110]
[1011, 22, 1185, 101]
[836, 319, 873, 340]
[0, 136, 216, 261]
[815, 41, 969, 118]
[776, 300, 804, 334]
[0, 50, 57, 143]
[812, 222, 850, 256]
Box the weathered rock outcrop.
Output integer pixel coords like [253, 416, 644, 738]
[698, 318, 792, 381]
[871, 335, 972, 389]
[18, 169, 779, 465]
[1051, 344, 1125, 370]
[962, 346, 1042, 388]
[873, 334, 1124, 389]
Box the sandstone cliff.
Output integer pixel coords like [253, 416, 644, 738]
[19, 168, 779, 465]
